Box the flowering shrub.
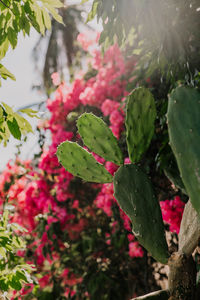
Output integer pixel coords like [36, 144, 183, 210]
[160, 196, 185, 234]
[0, 34, 184, 299]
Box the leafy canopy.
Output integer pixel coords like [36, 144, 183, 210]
[0, 0, 64, 144]
[0, 0, 64, 84]
[86, 0, 200, 82]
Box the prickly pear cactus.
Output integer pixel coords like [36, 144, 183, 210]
[167, 86, 200, 215]
[56, 141, 113, 183]
[77, 113, 123, 165]
[179, 200, 200, 256]
[113, 164, 169, 264]
[125, 87, 156, 163]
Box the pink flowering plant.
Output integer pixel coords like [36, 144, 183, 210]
[55, 28, 200, 299]
[0, 33, 189, 299]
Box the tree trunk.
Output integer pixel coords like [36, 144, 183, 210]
[168, 252, 196, 300]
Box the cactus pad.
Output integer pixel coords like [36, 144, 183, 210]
[179, 200, 200, 256]
[167, 86, 200, 215]
[125, 87, 156, 163]
[56, 141, 113, 183]
[113, 164, 169, 264]
[164, 158, 186, 194]
[77, 113, 123, 165]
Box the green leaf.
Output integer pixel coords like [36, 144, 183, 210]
[22, 17, 31, 35]
[0, 247, 7, 259]
[41, 0, 63, 8]
[0, 106, 4, 125]
[0, 39, 9, 59]
[12, 236, 26, 249]
[87, 0, 99, 22]
[19, 108, 39, 118]
[43, 4, 64, 24]
[1, 102, 14, 115]
[31, 3, 46, 35]
[10, 275, 22, 290]
[14, 113, 33, 134]
[12, 2, 20, 15]
[1, 124, 10, 145]
[2, 210, 9, 228]
[7, 28, 18, 49]
[7, 118, 21, 140]
[11, 223, 28, 233]
[15, 270, 29, 283]
[0, 64, 16, 81]
[0, 279, 9, 291]
[42, 8, 51, 30]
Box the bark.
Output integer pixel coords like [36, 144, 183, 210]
[168, 252, 196, 300]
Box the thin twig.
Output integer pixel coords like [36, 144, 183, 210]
[0, 0, 10, 9]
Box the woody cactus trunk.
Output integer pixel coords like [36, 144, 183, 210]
[57, 86, 200, 300]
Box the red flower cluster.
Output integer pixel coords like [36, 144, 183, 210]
[0, 36, 142, 298]
[160, 196, 185, 234]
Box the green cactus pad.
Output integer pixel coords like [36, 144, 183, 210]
[56, 141, 113, 183]
[167, 86, 200, 215]
[77, 113, 123, 165]
[113, 164, 169, 264]
[164, 158, 186, 194]
[125, 87, 156, 163]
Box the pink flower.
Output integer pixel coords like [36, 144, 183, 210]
[127, 234, 134, 242]
[101, 99, 120, 116]
[124, 157, 131, 164]
[129, 242, 144, 258]
[51, 72, 61, 86]
[95, 183, 115, 217]
[160, 196, 185, 234]
[39, 274, 51, 288]
[77, 32, 97, 51]
[105, 161, 119, 175]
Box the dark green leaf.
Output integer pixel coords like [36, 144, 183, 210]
[10, 275, 22, 290]
[7, 118, 21, 140]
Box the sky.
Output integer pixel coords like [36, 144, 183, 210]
[0, 30, 44, 170]
[0, 0, 99, 171]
